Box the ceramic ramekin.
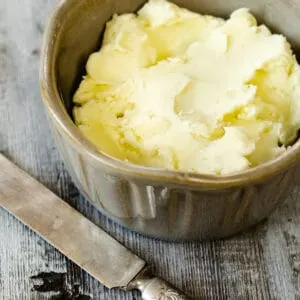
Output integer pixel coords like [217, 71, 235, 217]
[40, 0, 300, 240]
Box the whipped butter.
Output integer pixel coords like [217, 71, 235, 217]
[73, 0, 300, 175]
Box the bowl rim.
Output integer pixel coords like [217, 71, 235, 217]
[40, 0, 300, 189]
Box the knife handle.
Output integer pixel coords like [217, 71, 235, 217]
[128, 268, 192, 300]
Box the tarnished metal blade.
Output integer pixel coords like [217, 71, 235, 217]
[0, 154, 145, 288]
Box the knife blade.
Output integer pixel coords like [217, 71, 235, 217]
[0, 154, 191, 299]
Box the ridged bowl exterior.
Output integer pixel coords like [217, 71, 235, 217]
[47, 118, 296, 240]
[41, 0, 300, 240]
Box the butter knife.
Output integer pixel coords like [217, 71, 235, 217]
[0, 154, 191, 299]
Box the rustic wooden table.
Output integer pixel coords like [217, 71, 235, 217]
[0, 1, 300, 299]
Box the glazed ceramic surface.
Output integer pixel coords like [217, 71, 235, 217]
[41, 0, 300, 240]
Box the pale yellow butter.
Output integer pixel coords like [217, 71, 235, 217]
[73, 0, 300, 175]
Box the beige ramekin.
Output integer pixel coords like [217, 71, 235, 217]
[40, 0, 300, 240]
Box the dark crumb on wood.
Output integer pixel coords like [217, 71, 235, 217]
[290, 254, 300, 274]
[36, 22, 44, 34]
[31, 272, 66, 293]
[30, 272, 92, 300]
[31, 49, 40, 56]
[283, 231, 298, 246]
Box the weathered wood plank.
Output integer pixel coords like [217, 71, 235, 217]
[0, 0, 299, 299]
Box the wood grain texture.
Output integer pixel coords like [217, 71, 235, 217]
[0, 0, 299, 299]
